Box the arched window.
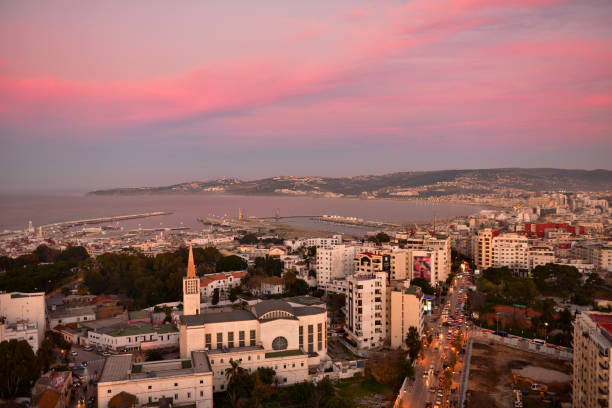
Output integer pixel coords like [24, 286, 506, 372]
[272, 336, 288, 350]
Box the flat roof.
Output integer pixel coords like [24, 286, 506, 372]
[100, 352, 211, 383]
[293, 306, 325, 317]
[181, 310, 256, 326]
[106, 324, 178, 337]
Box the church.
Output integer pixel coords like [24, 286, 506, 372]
[180, 246, 327, 391]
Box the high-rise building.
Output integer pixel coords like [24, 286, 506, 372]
[386, 281, 424, 349]
[572, 311, 612, 408]
[183, 245, 201, 316]
[316, 245, 357, 287]
[345, 269, 387, 349]
[473, 228, 494, 270]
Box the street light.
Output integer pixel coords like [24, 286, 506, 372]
[544, 322, 549, 343]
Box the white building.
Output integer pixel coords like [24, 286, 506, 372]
[0, 319, 39, 351]
[97, 352, 213, 408]
[87, 323, 179, 352]
[284, 235, 342, 251]
[345, 267, 387, 349]
[48, 306, 97, 329]
[179, 299, 326, 391]
[316, 245, 357, 287]
[528, 245, 555, 271]
[199, 271, 246, 298]
[491, 233, 529, 274]
[0, 291, 46, 350]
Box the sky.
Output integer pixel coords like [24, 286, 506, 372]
[1, 0, 611, 191]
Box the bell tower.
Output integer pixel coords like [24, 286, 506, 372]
[183, 244, 200, 315]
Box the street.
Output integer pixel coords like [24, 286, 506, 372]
[399, 268, 471, 408]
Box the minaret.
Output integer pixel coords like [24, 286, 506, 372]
[183, 244, 200, 315]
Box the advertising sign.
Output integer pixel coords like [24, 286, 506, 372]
[413, 255, 431, 281]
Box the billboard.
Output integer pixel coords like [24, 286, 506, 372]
[413, 255, 431, 282]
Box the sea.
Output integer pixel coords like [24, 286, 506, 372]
[0, 193, 483, 234]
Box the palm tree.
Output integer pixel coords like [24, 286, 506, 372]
[225, 359, 247, 388]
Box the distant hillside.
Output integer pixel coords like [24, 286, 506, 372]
[88, 168, 612, 198]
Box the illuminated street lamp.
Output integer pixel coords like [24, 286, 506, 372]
[544, 322, 549, 343]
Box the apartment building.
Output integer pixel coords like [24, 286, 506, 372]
[528, 245, 555, 271]
[316, 245, 357, 287]
[386, 281, 424, 349]
[574, 244, 612, 272]
[345, 268, 387, 349]
[0, 291, 46, 350]
[97, 352, 213, 408]
[491, 233, 529, 274]
[473, 228, 494, 270]
[284, 235, 343, 251]
[399, 233, 452, 283]
[572, 311, 612, 408]
[0, 318, 39, 351]
[199, 271, 246, 298]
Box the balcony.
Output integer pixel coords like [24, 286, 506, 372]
[599, 373, 609, 383]
[599, 386, 609, 396]
[600, 361, 609, 370]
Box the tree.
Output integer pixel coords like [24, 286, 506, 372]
[405, 326, 422, 362]
[61, 286, 71, 296]
[217, 255, 248, 272]
[368, 232, 391, 245]
[0, 340, 40, 398]
[251, 377, 272, 408]
[77, 283, 89, 296]
[37, 337, 55, 372]
[212, 288, 220, 305]
[410, 278, 435, 295]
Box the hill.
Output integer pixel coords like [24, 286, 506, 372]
[88, 168, 612, 198]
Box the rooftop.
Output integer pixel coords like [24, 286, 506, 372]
[589, 313, 612, 338]
[100, 352, 211, 383]
[181, 310, 256, 326]
[106, 323, 177, 337]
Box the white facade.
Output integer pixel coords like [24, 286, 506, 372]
[316, 245, 356, 287]
[97, 353, 213, 408]
[528, 245, 555, 270]
[491, 233, 529, 273]
[48, 306, 96, 329]
[199, 271, 246, 298]
[284, 235, 342, 251]
[87, 325, 179, 351]
[345, 270, 387, 349]
[179, 299, 327, 390]
[0, 291, 46, 349]
[0, 320, 39, 351]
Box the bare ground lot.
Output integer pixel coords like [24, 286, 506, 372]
[467, 342, 571, 408]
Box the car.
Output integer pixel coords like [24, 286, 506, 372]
[82, 361, 88, 367]
[102, 352, 111, 357]
[70, 351, 78, 356]
[83, 346, 93, 351]
[429, 387, 436, 393]
[423, 372, 429, 378]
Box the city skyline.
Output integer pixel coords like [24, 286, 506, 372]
[1, 0, 611, 191]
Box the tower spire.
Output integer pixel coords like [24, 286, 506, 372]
[187, 244, 196, 277]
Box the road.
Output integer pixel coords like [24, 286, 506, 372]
[399, 270, 471, 408]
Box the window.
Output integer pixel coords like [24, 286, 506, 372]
[200, 391, 203, 397]
[317, 323, 323, 350]
[108, 390, 112, 393]
[205, 334, 211, 349]
[217, 332, 223, 349]
[250, 330, 256, 346]
[221, 385, 224, 390]
[308, 325, 314, 353]
[174, 394, 178, 400]
[272, 336, 288, 350]
[239, 331, 245, 347]
[149, 397, 152, 403]
[228, 332, 234, 348]
[174, 383, 178, 387]
[248, 356, 251, 361]
[200, 380, 203, 384]
[299, 326, 303, 349]
[148, 385, 152, 390]
[187, 393, 191, 399]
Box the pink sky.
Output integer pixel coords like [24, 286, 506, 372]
[0, 0, 611, 189]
